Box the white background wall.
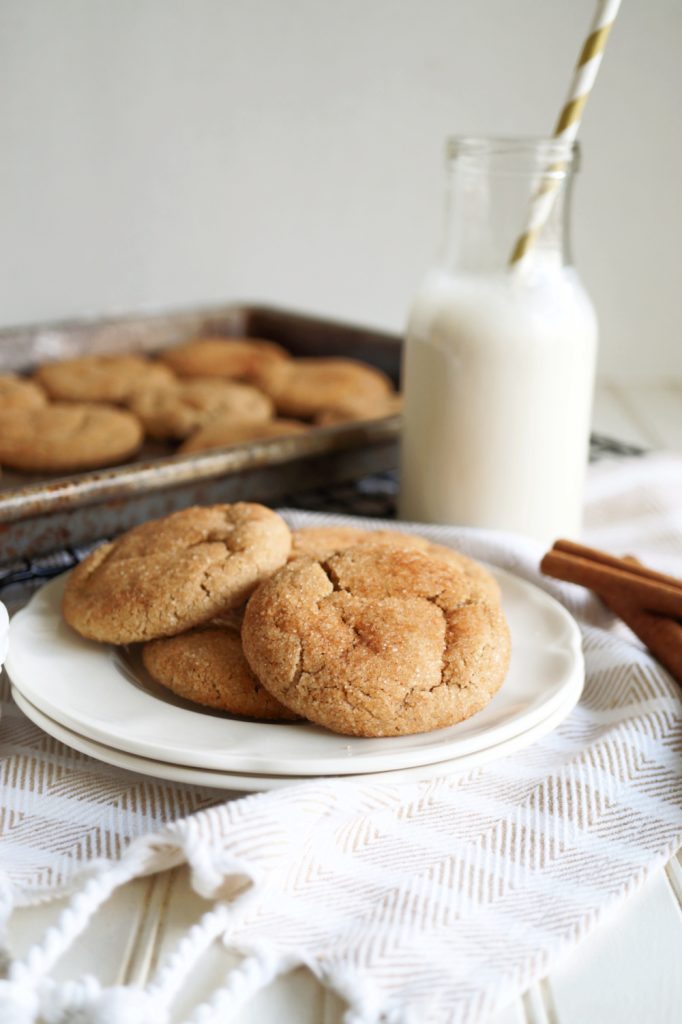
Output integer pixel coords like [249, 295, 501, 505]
[0, 0, 679, 381]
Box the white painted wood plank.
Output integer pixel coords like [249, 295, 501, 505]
[7, 875, 153, 987]
[546, 866, 682, 1023]
[522, 984, 551, 1024]
[591, 383, 654, 447]
[321, 988, 528, 1024]
[616, 384, 682, 451]
[119, 871, 176, 986]
[150, 866, 326, 1024]
[490, 996, 529, 1024]
[665, 854, 682, 911]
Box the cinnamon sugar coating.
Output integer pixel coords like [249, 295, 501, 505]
[35, 354, 176, 403]
[314, 393, 402, 426]
[250, 357, 394, 419]
[289, 526, 500, 604]
[242, 545, 510, 737]
[180, 417, 307, 454]
[62, 503, 292, 644]
[143, 624, 299, 720]
[159, 337, 289, 380]
[0, 402, 143, 472]
[0, 374, 47, 412]
[127, 378, 273, 440]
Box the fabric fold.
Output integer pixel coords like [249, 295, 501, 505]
[0, 453, 680, 1023]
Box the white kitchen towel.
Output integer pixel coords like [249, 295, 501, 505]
[0, 453, 681, 1024]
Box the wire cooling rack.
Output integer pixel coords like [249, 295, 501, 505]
[0, 433, 645, 605]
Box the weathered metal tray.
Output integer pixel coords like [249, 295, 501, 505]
[0, 304, 401, 564]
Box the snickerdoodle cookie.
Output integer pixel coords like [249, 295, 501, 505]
[314, 392, 402, 427]
[289, 526, 500, 604]
[179, 417, 307, 454]
[159, 337, 290, 380]
[142, 624, 299, 720]
[128, 378, 274, 440]
[242, 545, 510, 737]
[0, 374, 47, 412]
[63, 503, 292, 644]
[250, 357, 394, 420]
[35, 354, 176, 404]
[0, 403, 143, 472]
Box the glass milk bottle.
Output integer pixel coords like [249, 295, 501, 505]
[399, 137, 597, 546]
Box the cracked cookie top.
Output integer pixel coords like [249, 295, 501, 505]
[62, 503, 292, 644]
[288, 526, 501, 605]
[242, 545, 511, 738]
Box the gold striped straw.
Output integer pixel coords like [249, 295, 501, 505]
[509, 0, 622, 267]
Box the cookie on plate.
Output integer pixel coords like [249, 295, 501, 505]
[142, 624, 299, 720]
[0, 374, 47, 412]
[289, 526, 500, 604]
[0, 403, 143, 472]
[127, 378, 274, 440]
[62, 503, 292, 644]
[250, 357, 394, 420]
[242, 545, 511, 737]
[35, 354, 176, 404]
[159, 337, 289, 380]
[179, 417, 307, 454]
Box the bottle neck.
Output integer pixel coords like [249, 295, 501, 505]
[438, 137, 578, 276]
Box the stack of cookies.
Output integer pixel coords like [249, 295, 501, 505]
[0, 336, 401, 476]
[62, 503, 511, 738]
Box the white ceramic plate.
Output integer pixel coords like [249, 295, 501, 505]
[6, 568, 583, 776]
[0, 600, 8, 670]
[12, 675, 583, 792]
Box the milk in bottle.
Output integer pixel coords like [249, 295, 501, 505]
[399, 137, 597, 546]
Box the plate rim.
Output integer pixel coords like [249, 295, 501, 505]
[6, 567, 584, 775]
[11, 674, 584, 792]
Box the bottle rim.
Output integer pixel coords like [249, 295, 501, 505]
[446, 135, 580, 173]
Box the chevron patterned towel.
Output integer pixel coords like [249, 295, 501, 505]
[0, 454, 681, 1024]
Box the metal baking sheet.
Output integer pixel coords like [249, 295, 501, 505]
[0, 303, 401, 564]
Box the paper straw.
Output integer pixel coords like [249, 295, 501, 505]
[509, 0, 622, 266]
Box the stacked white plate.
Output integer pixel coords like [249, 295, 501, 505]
[6, 569, 584, 792]
[0, 599, 9, 678]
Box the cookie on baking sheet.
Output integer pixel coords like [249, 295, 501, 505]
[159, 337, 290, 380]
[127, 378, 274, 440]
[0, 374, 47, 412]
[242, 545, 511, 738]
[35, 354, 176, 404]
[62, 503, 292, 644]
[251, 357, 394, 420]
[142, 624, 299, 720]
[0, 403, 143, 473]
[179, 416, 307, 454]
[289, 526, 500, 604]
[314, 392, 402, 427]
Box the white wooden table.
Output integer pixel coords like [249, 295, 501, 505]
[7, 379, 682, 1023]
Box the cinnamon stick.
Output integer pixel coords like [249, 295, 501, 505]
[540, 550, 682, 619]
[540, 545, 682, 687]
[552, 539, 682, 593]
[598, 592, 682, 686]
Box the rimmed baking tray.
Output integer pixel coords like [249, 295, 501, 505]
[0, 303, 401, 564]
